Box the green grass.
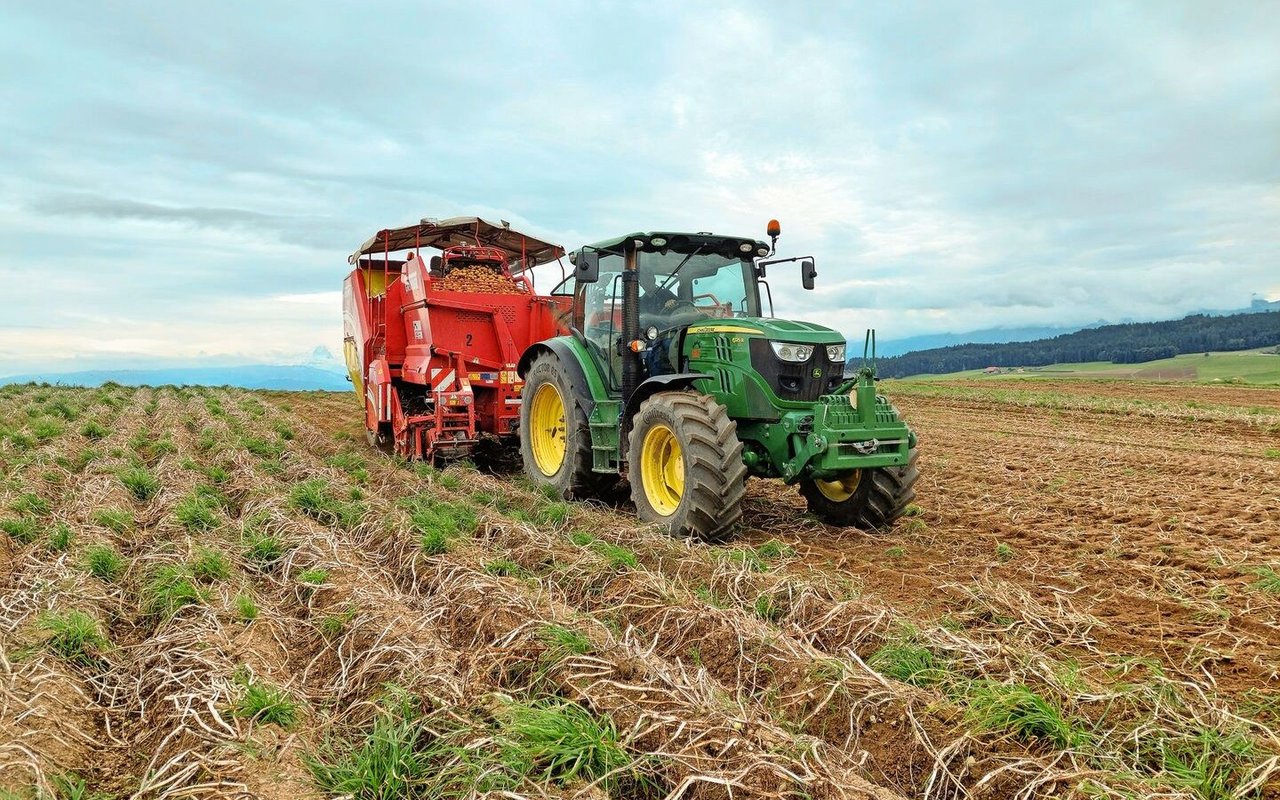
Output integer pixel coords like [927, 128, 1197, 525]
[233, 674, 300, 728]
[306, 689, 644, 798]
[868, 639, 945, 686]
[79, 420, 109, 440]
[11, 492, 51, 516]
[289, 478, 366, 530]
[241, 434, 283, 459]
[568, 531, 638, 570]
[143, 564, 209, 619]
[404, 497, 478, 555]
[753, 593, 784, 622]
[49, 771, 112, 800]
[46, 522, 74, 552]
[498, 698, 633, 789]
[299, 568, 329, 586]
[1249, 565, 1280, 594]
[307, 690, 435, 800]
[0, 516, 40, 544]
[1152, 726, 1261, 800]
[900, 347, 1280, 385]
[538, 624, 594, 663]
[317, 607, 357, 638]
[327, 451, 370, 483]
[31, 417, 64, 441]
[92, 508, 133, 535]
[44, 399, 79, 421]
[721, 538, 797, 572]
[174, 493, 220, 533]
[38, 609, 110, 666]
[962, 680, 1086, 748]
[189, 546, 231, 582]
[242, 529, 287, 570]
[234, 593, 259, 623]
[84, 544, 126, 581]
[484, 558, 531, 579]
[996, 542, 1016, 562]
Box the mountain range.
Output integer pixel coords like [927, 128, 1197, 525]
[1, 346, 352, 391]
[4, 299, 1277, 390]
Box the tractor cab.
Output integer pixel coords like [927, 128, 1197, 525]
[558, 233, 771, 389]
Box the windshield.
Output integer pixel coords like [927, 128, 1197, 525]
[638, 250, 760, 326]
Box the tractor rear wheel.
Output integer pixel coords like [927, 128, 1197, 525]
[519, 352, 609, 499]
[799, 448, 919, 530]
[628, 392, 746, 541]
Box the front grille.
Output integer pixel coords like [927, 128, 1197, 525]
[748, 340, 844, 402]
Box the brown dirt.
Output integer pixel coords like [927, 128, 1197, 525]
[1, 381, 1277, 799]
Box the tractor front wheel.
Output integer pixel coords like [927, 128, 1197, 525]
[628, 392, 746, 541]
[799, 448, 919, 530]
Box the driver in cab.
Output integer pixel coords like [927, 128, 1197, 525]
[637, 270, 708, 377]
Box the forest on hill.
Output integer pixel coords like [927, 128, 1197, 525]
[874, 310, 1280, 377]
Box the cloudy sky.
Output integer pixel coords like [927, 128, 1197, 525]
[1, 1, 1277, 375]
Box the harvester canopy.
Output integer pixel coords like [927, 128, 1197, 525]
[348, 216, 564, 272]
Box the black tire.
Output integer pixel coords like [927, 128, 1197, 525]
[627, 392, 746, 541]
[519, 352, 610, 499]
[800, 448, 919, 530]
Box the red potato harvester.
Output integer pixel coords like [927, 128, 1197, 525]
[342, 217, 571, 461]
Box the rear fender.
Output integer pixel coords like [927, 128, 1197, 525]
[623, 373, 713, 422]
[518, 338, 601, 414]
[366, 358, 393, 427]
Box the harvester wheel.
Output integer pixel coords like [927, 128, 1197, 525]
[519, 353, 609, 499]
[627, 392, 746, 542]
[800, 447, 919, 530]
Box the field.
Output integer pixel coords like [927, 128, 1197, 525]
[1, 380, 1278, 800]
[904, 348, 1280, 384]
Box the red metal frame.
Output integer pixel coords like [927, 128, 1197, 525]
[343, 230, 571, 462]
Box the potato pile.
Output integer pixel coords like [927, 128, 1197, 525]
[435, 264, 524, 294]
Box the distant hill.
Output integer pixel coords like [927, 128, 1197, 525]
[0, 365, 352, 391]
[870, 297, 1279, 360]
[873, 324, 1089, 358]
[874, 310, 1280, 378]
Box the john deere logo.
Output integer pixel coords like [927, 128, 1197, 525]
[812, 368, 823, 379]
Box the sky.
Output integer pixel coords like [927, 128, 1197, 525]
[1, 1, 1277, 376]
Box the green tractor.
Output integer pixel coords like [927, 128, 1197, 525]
[518, 222, 918, 540]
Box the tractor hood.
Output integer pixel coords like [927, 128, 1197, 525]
[686, 317, 844, 345]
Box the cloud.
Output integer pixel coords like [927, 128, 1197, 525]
[0, 1, 1277, 375]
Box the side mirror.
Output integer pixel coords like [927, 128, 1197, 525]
[801, 258, 817, 290]
[574, 249, 600, 283]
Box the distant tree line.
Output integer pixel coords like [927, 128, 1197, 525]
[872, 311, 1280, 378]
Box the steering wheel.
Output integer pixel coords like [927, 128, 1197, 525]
[692, 292, 724, 307]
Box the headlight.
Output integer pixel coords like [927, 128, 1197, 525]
[770, 342, 814, 362]
[826, 344, 845, 363]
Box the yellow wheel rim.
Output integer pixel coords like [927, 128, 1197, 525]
[640, 423, 684, 516]
[529, 383, 567, 476]
[814, 470, 862, 502]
